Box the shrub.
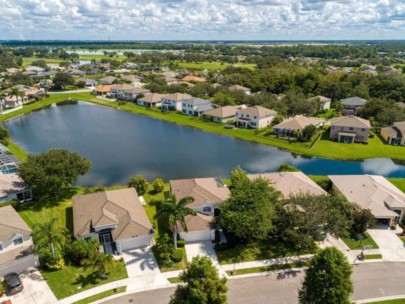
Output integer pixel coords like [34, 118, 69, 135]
[369, 133, 375, 138]
[176, 240, 185, 248]
[152, 178, 165, 193]
[128, 175, 149, 195]
[0, 127, 9, 141]
[171, 249, 184, 263]
[38, 248, 65, 270]
[117, 101, 127, 106]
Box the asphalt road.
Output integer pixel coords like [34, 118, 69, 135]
[101, 262, 405, 304]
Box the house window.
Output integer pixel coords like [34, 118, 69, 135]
[13, 237, 23, 246]
[340, 127, 344, 131]
[331, 126, 335, 129]
[246, 115, 249, 118]
[361, 128, 366, 132]
[254, 116, 257, 119]
[202, 206, 212, 213]
[349, 127, 354, 131]
[251, 122, 256, 126]
[0, 244, 3, 251]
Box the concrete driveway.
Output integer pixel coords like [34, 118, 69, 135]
[121, 246, 169, 291]
[185, 241, 227, 277]
[367, 229, 405, 261]
[0, 269, 57, 304]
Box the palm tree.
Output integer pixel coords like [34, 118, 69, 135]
[156, 194, 196, 248]
[9, 87, 24, 105]
[0, 91, 5, 113]
[82, 252, 116, 278]
[32, 218, 67, 262]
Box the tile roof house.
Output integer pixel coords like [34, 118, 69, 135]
[228, 85, 251, 95]
[330, 115, 371, 143]
[202, 105, 247, 123]
[273, 115, 325, 139]
[329, 175, 405, 226]
[0, 173, 32, 203]
[236, 106, 277, 129]
[99, 76, 118, 85]
[93, 85, 114, 96]
[340, 97, 367, 116]
[181, 75, 206, 83]
[0, 205, 38, 277]
[169, 177, 230, 242]
[122, 87, 150, 102]
[247, 172, 327, 200]
[307, 95, 332, 110]
[181, 98, 214, 117]
[137, 93, 165, 108]
[73, 188, 154, 254]
[161, 93, 193, 112]
[109, 84, 134, 99]
[381, 121, 405, 146]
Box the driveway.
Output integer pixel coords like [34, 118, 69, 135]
[185, 241, 227, 277]
[367, 229, 405, 261]
[0, 270, 57, 304]
[121, 246, 169, 291]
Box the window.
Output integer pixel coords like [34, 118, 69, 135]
[251, 122, 256, 126]
[349, 127, 354, 131]
[202, 206, 212, 213]
[246, 115, 249, 118]
[361, 128, 366, 132]
[254, 116, 257, 119]
[13, 237, 23, 246]
[0, 244, 3, 251]
[331, 126, 335, 129]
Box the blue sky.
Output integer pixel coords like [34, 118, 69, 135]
[0, 0, 404, 40]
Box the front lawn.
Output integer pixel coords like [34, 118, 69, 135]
[364, 254, 383, 260]
[341, 233, 379, 250]
[365, 299, 405, 304]
[226, 261, 310, 276]
[73, 286, 126, 304]
[41, 260, 128, 300]
[152, 246, 187, 272]
[215, 240, 316, 265]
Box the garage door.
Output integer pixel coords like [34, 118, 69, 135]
[180, 230, 214, 242]
[119, 235, 153, 251]
[0, 255, 38, 278]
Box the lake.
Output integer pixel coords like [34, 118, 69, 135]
[5, 102, 405, 186]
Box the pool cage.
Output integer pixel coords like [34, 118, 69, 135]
[0, 143, 20, 174]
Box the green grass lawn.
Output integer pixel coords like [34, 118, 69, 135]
[388, 179, 405, 193]
[215, 240, 316, 265]
[226, 261, 310, 276]
[79, 54, 126, 61]
[341, 233, 379, 250]
[364, 254, 383, 260]
[72, 286, 126, 304]
[22, 57, 64, 67]
[175, 61, 256, 71]
[167, 277, 182, 284]
[365, 299, 405, 304]
[41, 260, 128, 299]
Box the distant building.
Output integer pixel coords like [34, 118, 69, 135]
[340, 96, 367, 116]
[228, 85, 251, 95]
[307, 95, 331, 111]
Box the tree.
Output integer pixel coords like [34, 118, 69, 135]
[152, 178, 165, 193]
[9, 87, 24, 104]
[52, 72, 74, 90]
[156, 194, 196, 248]
[128, 175, 149, 195]
[298, 124, 317, 142]
[351, 208, 376, 235]
[67, 238, 100, 265]
[298, 247, 353, 304]
[18, 149, 91, 197]
[170, 256, 227, 304]
[82, 252, 116, 278]
[32, 218, 67, 263]
[221, 171, 279, 242]
[0, 126, 9, 142]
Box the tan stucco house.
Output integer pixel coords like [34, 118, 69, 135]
[329, 116, 371, 143]
[381, 121, 405, 146]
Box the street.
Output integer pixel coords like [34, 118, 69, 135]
[101, 262, 405, 304]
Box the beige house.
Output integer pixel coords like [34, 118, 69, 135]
[228, 85, 251, 95]
[247, 172, 327, 200]
[307, 95, 331, 110]
[203, 105, 247, 123]
[330, 116, 371, 143]
[381, 121, 405, 146]
[169, 177, 230, 242]
[329, 175, 405, 226]
[236, 106, 277, 129]
[109, 84, 134, 99]
[0, 205, 38, 277]
[161, 93, 193, 112]
[72, 188, 154, 255]
[0, 173, 32, 203]
[137, 93, 165, 108]
[122, 87, 150, 102]
[273, 115, 325, 139]
[99, 76, 118, 85]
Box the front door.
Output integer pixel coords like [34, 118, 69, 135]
[102, 234, 111, 244]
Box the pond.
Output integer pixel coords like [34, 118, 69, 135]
[5, 102, 405, 186]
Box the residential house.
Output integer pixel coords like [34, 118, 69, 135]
[202, 105, 247, 123]
[161, 71, 178, 79]
[307, 95, 331, 111]
[381, 121, 405, 146]
[397, 102, 405, 109]
[361, 65, 378, 75]
[109, 84, 134, 99]
[329, 115, 371, 143]
[75, 78, 97, 88]
[182, 98, 214, 117]
[0, 173, 32, 203]
[273, 115, 325, 139]
[329, 175, 405, 226]
[122, 87, 150, 102]
[72, 188, 154, 255]
[169, 177, 230, 242]
[181, 75, 206, 83]
[161, 93, 193, 112]
[235, 106, 277, 129]
[341, 67, 355, 74]
[93, 85, 113, 96]
[99, 76, 118, 85]
[326, 66, 339, 73]
[340, 96, 367, 116]
[4, 85, 43, 103]
[137, 93, 165, 108]
[248, 172, 327, 200]
[228, 85, 251, 95]
[164, 76, 179, 85]
[0, 205, 38, 277]
[121, 75, 142, 86]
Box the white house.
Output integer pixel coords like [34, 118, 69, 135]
[181, 98, 214, 117]
[161, 93, 192, 112]
[73, 188, 154, 254]
[307, 95, 331, 111]
[236, 106, 277, 129]
[137, 93, 165, 108]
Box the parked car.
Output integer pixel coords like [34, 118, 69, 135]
[4, 272, 23, 295]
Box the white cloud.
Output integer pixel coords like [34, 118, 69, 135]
[0, 0, 404, 39]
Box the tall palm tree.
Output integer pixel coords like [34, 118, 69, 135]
[9, 87, 24, 105]
[82, 252, 116, 278]
[32, 218, 67, 262]
[156, 194, 196, 248]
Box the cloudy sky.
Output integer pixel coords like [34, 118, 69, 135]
[0, 0, 404, 40]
